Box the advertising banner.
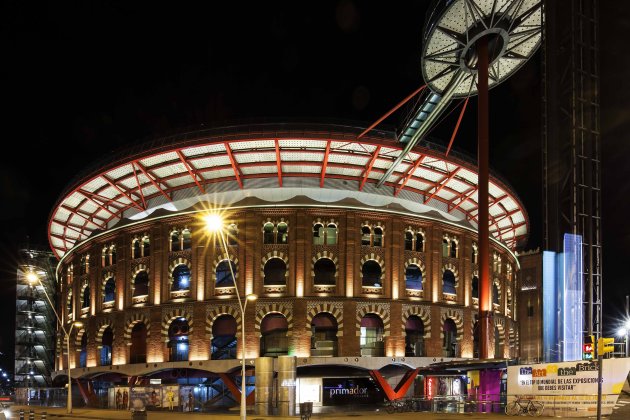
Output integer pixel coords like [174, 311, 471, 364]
[507, 358, 630, 416]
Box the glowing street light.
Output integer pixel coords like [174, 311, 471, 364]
[27, 271, 83, 414]
[204, 214, 257, 420]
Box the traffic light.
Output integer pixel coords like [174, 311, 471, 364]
[583, 335, 594, 359]
[597, 337, 615, 356]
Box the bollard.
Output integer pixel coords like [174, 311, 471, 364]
[41, 412, 47, 420]
[29, 409, 35, 420]
[19, 409, 24, 420]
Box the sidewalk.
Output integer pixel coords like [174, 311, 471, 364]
[9, 406, 509, 420]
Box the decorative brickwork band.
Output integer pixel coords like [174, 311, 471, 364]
[495, 316, 505, 351]
[206, 304, 242, 337]
[355, 302, 391, 337]
[161, 307, 193, 342]
[401, 304, 431, 338]
[439, 307, 464, 340]
[254, 301, 293, 336]
[123, 312, 151, 345]
[305, 301, 344, 337]
[74, 328, 86, 349]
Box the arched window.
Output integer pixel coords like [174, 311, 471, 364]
[100, 327, 113, 366]
[101, 247, 108, 267]
[110, 246, 117, 265]
[373, 227, 383, 247]
[182, 229, 192, 250]
[326, 223, 337, 245]
[361, 226, 371, 246]
[216, 260, 236, 288]
[313, 258, 336, 285]
[133, 271, 149, 297]
[404, 231, 413, 250]
[168, 318, 189, 361]
[79, 332, 88, 368]
[103, 277, 115, 303]
[171, 265, 191, 291]
[361, 260, 382, 287]
[263, 223, 275, 244]
[142, 236, 151, 256]
[82, 286, 90, 309]
[227, 224, 238, 246]
[80, 255, 89, 275]
[443, 318, 458, 357]
[405, 265, 423, 290]
[493, 282, 500, 305]
[171, 230, 181, 252]
[472, 276, 479, 299]
[313, 223, 324, 245]
[360, 314, 384, 357]
[263, 258, 286, 286]
[442, 239, 449, 257]
[211, 315, 237, 360]
[260, 313, 289, 357]
[443, 270, 456, 294]
[311, 313, 338, 357]
[132, 239, 141, 259]
[415, 232, 424, 252]
[66, 291, 73, 321]
[277, 222, 288, 244]
[450, 240, 457, 258]
[405, 315, 425, 357]
[472, 244, 478, 264]
[130, 322, 147, 364]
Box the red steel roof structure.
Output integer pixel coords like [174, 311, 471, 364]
[48, 123, 528, 259]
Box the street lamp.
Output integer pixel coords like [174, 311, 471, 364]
[26, 272, 83, 414]
[204, 214, 257, 420]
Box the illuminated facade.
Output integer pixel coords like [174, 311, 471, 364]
[48, 124, 525, 409]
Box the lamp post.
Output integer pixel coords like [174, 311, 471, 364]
[204, 214, 257, 420]
[26, 272, 83, 414]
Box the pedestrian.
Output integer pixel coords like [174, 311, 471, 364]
[122, 390, 129, 409]
[115, 389, 122, 409]
[188, 390, 193, 412]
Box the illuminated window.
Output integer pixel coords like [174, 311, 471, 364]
[405, 265, 423, 290]
[216, 260, 236, 288]
[263, 222, 275, 244]
[360, 314, 384, 357]
[260, 313, 289, 357]
[182, 229, 192, 250]
[311, 313, 338, 357]
[361, 226, 371, 246]
[103, 277, 115, 303]
[443, 270, 456, 294]
[171, 264, 191, 291]
[167, 318, 189, 362]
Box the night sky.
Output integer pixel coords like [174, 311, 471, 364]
[1, 1, 629, 364]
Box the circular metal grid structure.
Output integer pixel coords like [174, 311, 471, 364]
[422, 0, 542, 97]
[48, 124, 528, 258]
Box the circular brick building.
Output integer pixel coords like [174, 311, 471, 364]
[49, 123, 526, 411]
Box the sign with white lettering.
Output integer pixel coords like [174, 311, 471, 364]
[322, 378, 384, 406]
[507, 358, 630, 417]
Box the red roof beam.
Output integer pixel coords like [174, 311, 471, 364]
[224, 142, 243, 189]
[131, 163, 147, 209]
[424, 167, 461, 205]
[359, 145, 382, 191]
[394, 155, 425, 197]
[320, 140, 331, 187]
[176, 150, 205, 194]
[133, 160, 172, 203]
[102, 175, 145, 211]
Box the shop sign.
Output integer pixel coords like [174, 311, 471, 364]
[322, 378, 384, 406]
